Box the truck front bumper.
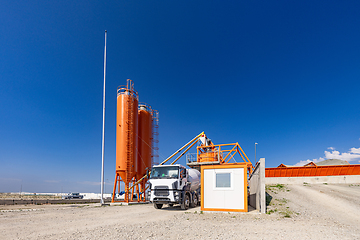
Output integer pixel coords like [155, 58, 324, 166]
[150, 190, 181, 204]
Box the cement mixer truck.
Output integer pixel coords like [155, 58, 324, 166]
[148, 164, 200, 210]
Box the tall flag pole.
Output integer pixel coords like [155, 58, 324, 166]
[100, 30, 107, 205]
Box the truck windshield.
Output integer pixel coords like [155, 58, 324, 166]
[150, 166, 179, 179]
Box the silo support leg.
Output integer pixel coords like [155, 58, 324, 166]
[111, 173, 119, 203]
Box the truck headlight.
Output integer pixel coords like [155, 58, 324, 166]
[174, 191, 179, 200]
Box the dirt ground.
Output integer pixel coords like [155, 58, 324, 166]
[1, 183, 360, 239]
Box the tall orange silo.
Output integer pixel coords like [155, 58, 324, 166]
[113, 79, 138, 202]
[136, 103, 153, 179]
[136, 104, 153, 201]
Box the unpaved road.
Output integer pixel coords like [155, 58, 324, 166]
[1, 184, 359, 239]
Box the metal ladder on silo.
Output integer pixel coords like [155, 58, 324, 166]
[126, 97, 133, 183]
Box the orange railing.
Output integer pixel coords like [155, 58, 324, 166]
[266, 164, 360, 177]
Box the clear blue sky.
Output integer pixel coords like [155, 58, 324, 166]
[1, 1, 360, 193]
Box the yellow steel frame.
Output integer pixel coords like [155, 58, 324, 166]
[160, 131, 204, 165]
[197, 142, 253, 174]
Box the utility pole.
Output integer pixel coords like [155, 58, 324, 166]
[100, 30, 107, 205]
[255, 142, 258, 163]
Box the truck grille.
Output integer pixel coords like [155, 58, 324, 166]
[154, 186, 169, 196]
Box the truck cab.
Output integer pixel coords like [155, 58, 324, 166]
[148, 164, 200, 210]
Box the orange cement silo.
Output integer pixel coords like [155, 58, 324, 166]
[115, 79, 138, 201]
[136, 104, 153, 180]
[112, 79, 159, 203]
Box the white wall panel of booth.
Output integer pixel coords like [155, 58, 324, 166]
[201, 163, 248, 212]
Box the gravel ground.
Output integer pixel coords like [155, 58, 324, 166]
[1, 183, 359, 239]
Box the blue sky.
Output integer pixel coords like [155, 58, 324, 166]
[1, 1, 360, 193]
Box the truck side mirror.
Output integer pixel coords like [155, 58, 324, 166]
[180, 169, 185, 179]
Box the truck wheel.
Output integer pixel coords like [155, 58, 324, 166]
[154, 203, 163, 209]
[181, 194, 190, 210]
[168, 204, 174, 207]
[190, 194, 198, 208]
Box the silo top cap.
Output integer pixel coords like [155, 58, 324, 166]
[139, 105, 147, 111]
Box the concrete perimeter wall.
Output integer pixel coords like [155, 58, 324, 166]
[0, 199, 111, 205]
[249, 158, 266, 213]
[266, 175, 360, 185]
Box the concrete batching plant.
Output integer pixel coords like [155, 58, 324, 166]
[111, 79, 253, 212]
